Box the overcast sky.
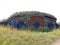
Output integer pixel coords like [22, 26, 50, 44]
[0, 0, 60, 22]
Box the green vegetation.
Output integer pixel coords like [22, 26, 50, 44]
[0, 26, 60, 45]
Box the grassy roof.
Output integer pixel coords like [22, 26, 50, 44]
[8, 11, 57, 20]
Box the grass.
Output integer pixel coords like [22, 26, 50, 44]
[0, 26, 60, 45]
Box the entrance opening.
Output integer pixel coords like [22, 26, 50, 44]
[33, 22, 40, 29]
[17, 22, 26, 29]
[8, 20, 16, 27]
[47, 23, 54, 29]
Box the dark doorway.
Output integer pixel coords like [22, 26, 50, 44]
[47, 23, 54, 29]
[16, 22, 26, 29]
[33, 22, 40, 29]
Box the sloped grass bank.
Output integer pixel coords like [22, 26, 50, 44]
[0, 26, 60, 45]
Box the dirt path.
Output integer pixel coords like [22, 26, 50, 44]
[51, 39, 60, 45]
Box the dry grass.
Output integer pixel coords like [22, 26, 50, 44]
[0, 26, 60, 45]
